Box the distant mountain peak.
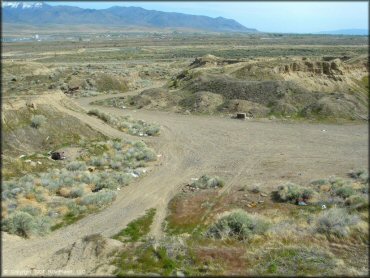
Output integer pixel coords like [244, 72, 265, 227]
[2, 1, 45, 9]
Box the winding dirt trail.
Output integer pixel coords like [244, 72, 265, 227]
[2, 89, 368, 276]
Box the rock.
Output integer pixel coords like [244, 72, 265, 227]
[260, 192, 268, 197]
[176, 270, 185, 277]
[87, 167, 96, 172]
[298, 201, 307, 206]
[258, 200, 264, 204]
[26, 101, 37, 110]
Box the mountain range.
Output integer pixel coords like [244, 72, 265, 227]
[2, 2, 257, 33]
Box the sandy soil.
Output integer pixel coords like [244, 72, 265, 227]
[2, 89, 367, 276]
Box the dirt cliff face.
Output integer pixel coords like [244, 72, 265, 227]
[277, 59, 344, 77]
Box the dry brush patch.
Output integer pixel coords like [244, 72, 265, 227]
[159, 171, 369, 275]
[1, 139, 157, 237]
[87, 108, 160, 136]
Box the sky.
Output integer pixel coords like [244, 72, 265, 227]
[45, 1, 368, 33]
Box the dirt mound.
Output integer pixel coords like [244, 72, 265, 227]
[185, 74, 308, 106]
[45, 233, 122, 276]
[301, 92, 369, 120]
[220, 99, 270, 117]
[179, 91, 224, 113]
[113, 56, 368, 120]
[3, 102, 105, 157]
[190, 54, 241, 68]
[128, 88, 183, 111]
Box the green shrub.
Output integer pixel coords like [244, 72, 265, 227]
[94, 177, 118, 191]
[207, 210, 269, 240]
[310, 179, 328, 186]
[113, 208, 156, 242]
[113, 173, 131, 186]
[66, 161, 87, 171]
[335, 186, 355, 198]
[315, 208, 360, 237]
[91, 156, 108, 167]
[80, 190, 117, 207]
[328, 176, 346, 188]
[255, 246, 338, 275]
[2, 211, 36, 237]
[348, 169, 368, 182]
[33, 215, 51, 236]
[345, 194, 369, 211]
[87, 109, 160, 137]
[19, 205, 42, 217]
[276, 183, 314, 203]
[110, 160, 122, 170]
[96, 74, 128, 92]
[191, 175, 224, 189]
[70, 187, 85, 198]
[144, 125, 160, 136]
[31, 115, 47, 128]
[88, 109, 111, 123]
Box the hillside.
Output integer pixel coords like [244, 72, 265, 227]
[107, 54, 369, 121]
[2, 2, 257, 33]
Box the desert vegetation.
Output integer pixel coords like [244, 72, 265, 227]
[113, 208, 156, 243]
[1, 139, 157, 237]
[135, 170, 369, 276]
[87, 109, 160, 136]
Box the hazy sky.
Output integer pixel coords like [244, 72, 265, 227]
[46, 1, 368, 33]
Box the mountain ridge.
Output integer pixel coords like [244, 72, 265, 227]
[2, 2, 258, 33]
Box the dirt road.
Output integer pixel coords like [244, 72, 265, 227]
[2, 90, 367, 275]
